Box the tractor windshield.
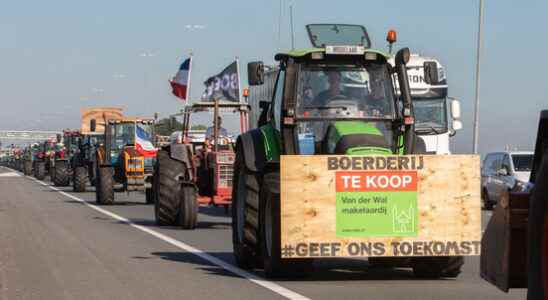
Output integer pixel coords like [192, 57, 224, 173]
[297, 63, 395, 120]
[295, 63, 397, 155]
[113, 122, 135, 149]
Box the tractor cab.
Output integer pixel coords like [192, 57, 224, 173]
[247, 24, 416, 159]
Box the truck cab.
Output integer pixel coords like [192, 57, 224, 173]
[390, 54, 462, 154]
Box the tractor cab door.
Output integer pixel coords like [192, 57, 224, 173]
[481, 110, 548, 293]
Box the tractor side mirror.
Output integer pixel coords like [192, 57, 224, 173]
[248, 61, 264, 86]
[450, 98, 461, 119]
[90, 119, 96, 132]
[423, 61, 439, 84]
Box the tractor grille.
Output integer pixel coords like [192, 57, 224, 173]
[219, 164, 233, 188]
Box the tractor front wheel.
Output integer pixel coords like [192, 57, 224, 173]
[34, 161, 46, 180]
[232, 152, 260, 269]
[53, 160, 70, 186]
[73, 166, 88, 192]
[178, 185, 198, 229]
[154, 150, 184, 226]
[260, 172, 313, 278]
[96, 166, 114, 205]
[411, 256, 464, 278]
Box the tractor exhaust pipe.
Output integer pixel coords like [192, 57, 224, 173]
[395, 48, 415, 154]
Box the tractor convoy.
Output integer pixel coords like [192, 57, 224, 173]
[8, 22, 547, 295]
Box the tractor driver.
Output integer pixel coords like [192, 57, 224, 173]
[312, 71, 346, 106]
[206, 116, 228, 140]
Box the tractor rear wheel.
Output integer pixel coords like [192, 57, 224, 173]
[34, 161, 46, 180]
[96, 166, 114, 205]
[73, 166, 88, 192]
[178, 185, 198, 229]
[412, 256, 464, 278]
[153, 150, 184, 226]
[53, 160, 70, 186]
[527, 151, 548, 299]
[260, 172, 313, 278]
[232, 151, 260, 269]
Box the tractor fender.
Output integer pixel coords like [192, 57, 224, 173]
[237, 128, 267, 173]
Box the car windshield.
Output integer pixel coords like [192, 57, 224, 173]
[512, 154, 533, 172]
[413, 98, 448, 134]
[297, 63, 395, 120]
[113, 122, 135, 149]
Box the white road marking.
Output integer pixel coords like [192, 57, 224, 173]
[26, 175, 309, 300]
[0, 172, 21, 177]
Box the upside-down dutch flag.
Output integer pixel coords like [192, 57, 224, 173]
[170, 57, 191, 102]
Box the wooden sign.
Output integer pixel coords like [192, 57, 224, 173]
[280, 155, 481, 258]
[80, 107, 123, 134]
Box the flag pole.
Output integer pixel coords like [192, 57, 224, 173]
[236, 56, 242, 103]
[186, 51, 193, 104]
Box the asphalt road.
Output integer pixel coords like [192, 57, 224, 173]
[0, 166, 527, 300]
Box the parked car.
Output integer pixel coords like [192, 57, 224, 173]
[481, 151, 533, 209]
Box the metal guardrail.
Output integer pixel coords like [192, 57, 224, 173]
[0, 130, 61, 140]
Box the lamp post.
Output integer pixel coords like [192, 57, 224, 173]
[472, 0, 485, 154]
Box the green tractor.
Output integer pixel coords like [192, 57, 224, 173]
[232, 24, 463, 278]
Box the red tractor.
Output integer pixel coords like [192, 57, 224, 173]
[153, 101, 250, 229]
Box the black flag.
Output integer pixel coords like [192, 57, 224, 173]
[202, 61, 240, 102]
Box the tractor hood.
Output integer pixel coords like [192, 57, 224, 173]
[325, 121, 392, 155]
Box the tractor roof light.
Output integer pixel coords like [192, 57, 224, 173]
[386, 29, 397, 44]
[311, 52, 324, 60]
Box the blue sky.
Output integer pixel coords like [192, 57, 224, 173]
[1, 0, 547, 154]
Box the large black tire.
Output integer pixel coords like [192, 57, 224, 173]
[412, 256, 464, 278]
[260, 172, 313, 278]
[24, 161, 32, 176]
[406, 138, 464, 279]
[154, 150, 184, 226]
[53, 160, 70, 187]
[232, 150, 261, 269]
[34, 161, 46, 180]
[72, 166, 88, 192]
[96, 166, 114, 205]
[527, 151, 548, 300]
[178, 185, 198, 229]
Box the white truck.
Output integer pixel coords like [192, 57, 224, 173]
[400, 54, 462, 154]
